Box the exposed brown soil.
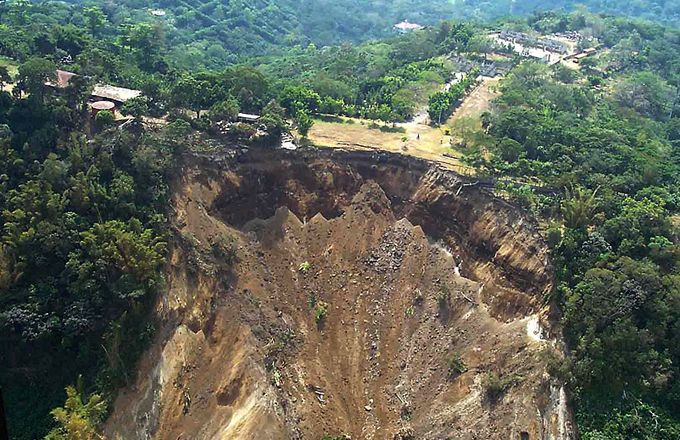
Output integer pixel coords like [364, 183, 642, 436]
[105, 148, 574, 440]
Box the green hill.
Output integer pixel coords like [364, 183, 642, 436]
[65, 0, 680, 67]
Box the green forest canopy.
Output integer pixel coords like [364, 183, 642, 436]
[6, 0, 679, 69]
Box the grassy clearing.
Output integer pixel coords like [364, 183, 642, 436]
[306, 76, 500, 175]
[308, 115, 473, 173]
[443, 77, 500, 158]
[446, 77, 499, 125]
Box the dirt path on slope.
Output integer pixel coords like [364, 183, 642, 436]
[447, 77, 500, 124]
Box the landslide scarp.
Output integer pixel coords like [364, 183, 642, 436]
[105, 148, 573, 440]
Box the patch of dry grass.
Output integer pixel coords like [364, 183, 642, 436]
[305, 75, 503, 175]
[308, 115, 474, 174]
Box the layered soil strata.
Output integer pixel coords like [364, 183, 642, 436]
[105, 148, 572, 440]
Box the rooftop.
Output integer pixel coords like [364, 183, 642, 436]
[394, 20, 424, 31]
[92, 84, 142, 103]
[237, 113, 261, 121]
[46, 70, 142, 103]
[46, 70, 77, 88]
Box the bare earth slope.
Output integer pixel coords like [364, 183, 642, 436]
[105, 149, 574, 440]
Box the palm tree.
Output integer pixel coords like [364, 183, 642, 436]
[561, 185, 599, 229]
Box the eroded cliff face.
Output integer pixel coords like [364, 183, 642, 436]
[105, 149, 574, 440]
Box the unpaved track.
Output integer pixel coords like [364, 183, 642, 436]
[447, 77, 500, 124]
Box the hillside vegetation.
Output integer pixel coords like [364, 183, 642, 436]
[5, 0, 680, 69]
[456, 12, 680, 440]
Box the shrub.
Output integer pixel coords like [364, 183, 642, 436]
[294, 110, 314, 137]
[166, 119, 192, 137]
[307, 292, 317, 309]
[271, 367, 282, 387]
[413, 288, 424, 305]
[210, 235, 237, 265]
[496, 137, 523, 163]
[46, 384, 106, 440]
[393, 427, 415, 440]
[232, 122, 257, 138]
[120, 96, 149, 120]
[546, 224, 563, 249]
[191, 115, 211, 131]
[447, 352, 468, 379]
[540, 347, 573, 384]
[314, 301, 329, 324]
[95, 109, 115, 128]
[483, 372, 523, 402]
[484, 372, 505, 401]
[299, 261, 311, 273]
[0, 123, 10, 138]
[209, 98, 239, 122]
[436, 285, 451, 308]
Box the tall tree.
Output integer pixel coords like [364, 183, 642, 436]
[15, 58, 56, 102]
[82, 6, 108, 37]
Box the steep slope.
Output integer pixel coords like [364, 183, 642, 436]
[105, 148, 573, 439]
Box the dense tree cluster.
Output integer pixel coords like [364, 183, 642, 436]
[25, 0, 680, 70]
[258, 24, 496, 124]
[0, 4, 294, 438]
[0, 76, 190, 437]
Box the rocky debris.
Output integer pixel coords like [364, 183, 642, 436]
[350, 180, 392, 214]
[393, 426, 415, 439]
[312, 385, 326, 404]
[365, 222, 414, 273]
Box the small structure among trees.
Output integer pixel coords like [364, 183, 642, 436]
[394, 19, 424, 32]
[46, 69, 142, 115]
[499, 30, 568, 54]
[91, 84, 142, 105]
[237, 113, 261, 123]
[90, 100, 115, 117]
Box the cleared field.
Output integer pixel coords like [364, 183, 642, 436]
[307, 78, 501, 174]
[308, 116, 473, 173]
[443, 77, 499, 156]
